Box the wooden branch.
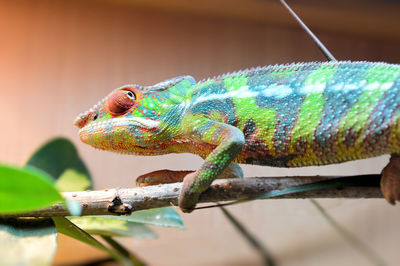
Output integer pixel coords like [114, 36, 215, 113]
[2, 175, 382, 217]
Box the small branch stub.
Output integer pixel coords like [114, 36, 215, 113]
[107, 196, 133, 215]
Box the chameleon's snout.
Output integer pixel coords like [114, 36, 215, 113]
[74, 102, 103, 129]
[74, 111, 91, 129]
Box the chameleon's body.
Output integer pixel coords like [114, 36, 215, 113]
[75, 61, 400, 211]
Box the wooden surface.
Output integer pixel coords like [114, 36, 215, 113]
[1, 0, 400, 265]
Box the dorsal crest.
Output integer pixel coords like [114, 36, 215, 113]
[146, 75, 196, 91]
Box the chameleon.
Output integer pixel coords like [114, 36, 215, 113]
[74, 61, 400, 212]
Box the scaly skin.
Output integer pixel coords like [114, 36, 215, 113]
[75, 61, 400, 212]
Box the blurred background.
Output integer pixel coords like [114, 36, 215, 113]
[1, 0, 400, 265]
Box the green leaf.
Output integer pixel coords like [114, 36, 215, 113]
[0, 164, 63, 214]
[119, 207, 184, 229]
[52, 217, 124, 263]
[0, 218, 57, 266]
[26, 137, 92, 191]
[68, 216, 157, 238]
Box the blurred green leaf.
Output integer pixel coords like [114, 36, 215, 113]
[68, 216, 157, 238]
[25, 137, 92, 191]
[119, 207, 184, 229]
[0, 218, 57, 266]
[52, 217, 126, 263]
[0, 164, 63, 214]
[56, 169, 91, 192]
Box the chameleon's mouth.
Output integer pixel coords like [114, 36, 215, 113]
[79, 117, 160, 132]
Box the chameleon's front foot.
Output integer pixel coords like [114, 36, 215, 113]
[178, 172, 202, 213]
[136, 170, 204, 212]
[381, 154, 400, 204]
[136, 170, 206, 212]
[178, 163, 244, 212]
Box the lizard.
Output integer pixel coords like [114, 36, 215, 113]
[74, 61, 400, 212]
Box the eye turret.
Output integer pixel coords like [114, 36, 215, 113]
[106, 88, 137, 116]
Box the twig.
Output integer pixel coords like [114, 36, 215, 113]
[1, 175, 382, 218]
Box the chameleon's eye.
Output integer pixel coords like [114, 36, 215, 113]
[106, 88, 136, 116]
[126, 91, 135, 100]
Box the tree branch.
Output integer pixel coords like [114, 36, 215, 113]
[3, 175, 382, 217]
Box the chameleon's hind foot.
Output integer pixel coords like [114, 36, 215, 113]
[136, 170, 193, 187]
[381, 154, 400, 204]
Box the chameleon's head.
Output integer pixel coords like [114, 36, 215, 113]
[74, 76, 196, 155]
[74, 84, 167, 155]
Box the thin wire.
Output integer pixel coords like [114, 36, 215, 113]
[280, 0, 337, 62]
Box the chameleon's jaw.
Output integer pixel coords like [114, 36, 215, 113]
[78, 117, 162, 154]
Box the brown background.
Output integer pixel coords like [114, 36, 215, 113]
[1, 0, 400, 265]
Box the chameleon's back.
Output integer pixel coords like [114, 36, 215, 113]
[192, 61, 400, 167]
